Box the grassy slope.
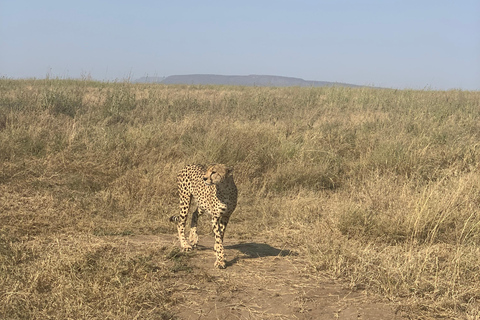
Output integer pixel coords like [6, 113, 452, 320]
[1, 79, 479, 318]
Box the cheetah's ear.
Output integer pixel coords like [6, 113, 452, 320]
[226, 166, 234, 176]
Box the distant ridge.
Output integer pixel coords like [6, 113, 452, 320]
[135, 74, 361, 88]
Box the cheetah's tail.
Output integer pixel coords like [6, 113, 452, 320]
[169, 215, 179, 223]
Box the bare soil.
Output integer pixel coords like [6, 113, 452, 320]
[125, 234, 404, 320]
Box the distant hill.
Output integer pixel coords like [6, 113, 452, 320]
[134, 74, 361, 88]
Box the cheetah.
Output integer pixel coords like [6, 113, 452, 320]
[170, 164, 237, 269]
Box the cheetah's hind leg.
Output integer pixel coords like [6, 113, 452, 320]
[188, 208, 200, 248]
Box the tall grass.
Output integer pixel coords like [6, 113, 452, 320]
[0, 79, 479, 318]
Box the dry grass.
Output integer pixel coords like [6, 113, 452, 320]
[1, 78, 480, 318]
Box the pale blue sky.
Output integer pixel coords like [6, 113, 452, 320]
[1, 1, 479, 90]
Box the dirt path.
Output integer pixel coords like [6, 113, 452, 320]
[123, 235, 403, 320]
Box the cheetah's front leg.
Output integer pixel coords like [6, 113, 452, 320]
[212, 215, 227, 269]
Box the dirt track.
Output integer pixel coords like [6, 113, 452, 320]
[125, 235, 403, 320]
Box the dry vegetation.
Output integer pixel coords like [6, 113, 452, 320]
[1, 78, 479, 319]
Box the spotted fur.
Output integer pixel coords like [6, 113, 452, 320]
[170, 164, 237, 269]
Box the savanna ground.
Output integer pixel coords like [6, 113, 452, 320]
[0, 79, 479, 319]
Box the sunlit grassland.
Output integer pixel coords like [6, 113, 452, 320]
[1, 78, 479, 318]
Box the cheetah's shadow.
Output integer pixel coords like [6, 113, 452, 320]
[224, 242, 298, 267]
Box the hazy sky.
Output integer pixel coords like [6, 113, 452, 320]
[1, 1, 479, 90]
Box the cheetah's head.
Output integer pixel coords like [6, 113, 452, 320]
[203, 164, 233, 186]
